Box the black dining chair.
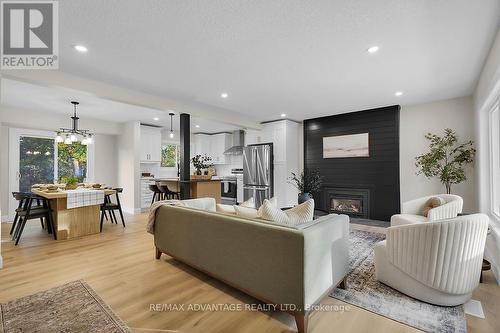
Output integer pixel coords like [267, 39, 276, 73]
[157, 183, 180, 200]
[12, 193, 56, 245]
[100, 188, 125, 231]
[149, 184, 163, 205]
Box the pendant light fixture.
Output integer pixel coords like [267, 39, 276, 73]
[55, 101, 94, 145]
[169, 112, 175, 139]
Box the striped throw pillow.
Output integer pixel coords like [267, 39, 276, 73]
[260, 199, 314, 226]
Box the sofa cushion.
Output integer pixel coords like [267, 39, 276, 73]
[260, 199, 314, 226]
[390, 214, 428, 227]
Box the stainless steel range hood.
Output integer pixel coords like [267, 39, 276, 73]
[223, 130, 245, 155]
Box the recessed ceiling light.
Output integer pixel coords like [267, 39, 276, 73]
[153, 117, 159, 121]
[220, 92, 228, 99]
[195, 125, 200, 128]
[74, 45, 88, 53]
[280, 113, 286, 118]
[395, 91, 404, 96]
[367, 46, 379, 54]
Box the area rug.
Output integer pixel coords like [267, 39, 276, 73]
[0, 280, 132, 333]
[330, 229, 467, 333]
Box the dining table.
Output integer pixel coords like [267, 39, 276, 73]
[31, 188, 116, 240]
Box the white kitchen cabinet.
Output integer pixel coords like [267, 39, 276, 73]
[192, 133, 231, 165]
[210, 133, 231, 164]
[140, 125, 162, 163]
[261, 120, 300, 208]
[140, 178, 154, 209]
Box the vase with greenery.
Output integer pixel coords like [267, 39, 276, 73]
[60, 175, 79, 190]
[191, 154, 212, 175]
[415, 128, 475, 194]
[288, 169, 323, 204]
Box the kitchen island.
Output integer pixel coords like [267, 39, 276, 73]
[32, 188, 115, 240]
[153, 178, 221, 203]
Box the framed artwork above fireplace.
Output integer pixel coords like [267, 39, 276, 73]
[323, 132, 369, 158]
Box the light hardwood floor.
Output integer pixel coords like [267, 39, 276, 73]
[1, 214, 499, 333]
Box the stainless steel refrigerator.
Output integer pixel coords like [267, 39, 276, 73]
[243, 143, 273, 208]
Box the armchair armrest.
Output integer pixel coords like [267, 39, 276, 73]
[427, 197, 463, 221]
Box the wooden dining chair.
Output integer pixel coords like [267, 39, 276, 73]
[100, 188, 125, 231]
[12, 193, 56, 245]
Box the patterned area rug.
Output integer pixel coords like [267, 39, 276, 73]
[0, 280, 132, 333]
[331, 229, 467, 333]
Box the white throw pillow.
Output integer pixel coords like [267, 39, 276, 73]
[257, 196, 277, 215]
[260, 199, 315, 226]
[216, 204, 236, 215]
[240, 197, 255, 208]
[233, 205, 260, 219]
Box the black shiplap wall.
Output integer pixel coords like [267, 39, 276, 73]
[304, 105, 400, 221]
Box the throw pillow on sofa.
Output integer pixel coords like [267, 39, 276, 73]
[260, 199, 314, 226]
[421, 196, 446, 217]
[234, 205, 260, 219]
[216, 204, 236, 215]
[240, 197, 256, 208]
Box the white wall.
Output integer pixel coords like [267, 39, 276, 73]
[117, 121, 141, 214]
[93, 134, 118, 187]
[400, 96, 477, 212]
[473, 28, 500, 283]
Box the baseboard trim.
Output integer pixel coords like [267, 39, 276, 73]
[1, 215, 10, 223]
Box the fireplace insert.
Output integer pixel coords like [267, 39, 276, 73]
[324, 187, 370, 218]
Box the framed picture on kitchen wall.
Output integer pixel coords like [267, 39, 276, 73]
[323, 133, 370, 158]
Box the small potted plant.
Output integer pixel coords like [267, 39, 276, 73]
[60, 176, 79, 190]
[288, 169, 323, 204]
[191, 154, 212, 176]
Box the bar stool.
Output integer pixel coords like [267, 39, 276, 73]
[149, 184, 163, 205]
[157, 184, 180, 200]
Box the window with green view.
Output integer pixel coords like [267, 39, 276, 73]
[161, 144, 178, 168]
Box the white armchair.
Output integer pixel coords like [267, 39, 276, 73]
[375, 214, 489, 306]
[391, 194, 463, 226]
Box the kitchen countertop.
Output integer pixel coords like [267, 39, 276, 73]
[148, 178, 221, 183]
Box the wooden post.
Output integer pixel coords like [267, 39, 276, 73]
[179, 113, 191, 199]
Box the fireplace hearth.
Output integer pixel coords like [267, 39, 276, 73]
[324, 187, 370, 218]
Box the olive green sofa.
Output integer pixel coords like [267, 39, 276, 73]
[153, 198, 349, 333]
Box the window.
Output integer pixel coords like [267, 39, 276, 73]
[161, 144, 178, 168]
[491, 101, 500, 218]
[57, 142, 88, 181]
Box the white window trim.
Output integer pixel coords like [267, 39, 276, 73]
[489, 98, 500, 222]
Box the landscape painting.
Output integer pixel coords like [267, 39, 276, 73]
[323, 133, 369, 158]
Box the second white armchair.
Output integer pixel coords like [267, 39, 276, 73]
[391, 194, 463, 226]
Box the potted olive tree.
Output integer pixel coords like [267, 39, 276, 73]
[288, 169, 323, 204]
[415, 128, 475, 194]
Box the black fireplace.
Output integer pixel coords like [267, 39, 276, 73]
[324, 187, 370, 218]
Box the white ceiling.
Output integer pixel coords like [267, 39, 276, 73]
[0, 78, 241, 132]
[53, 0, 500, 121]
